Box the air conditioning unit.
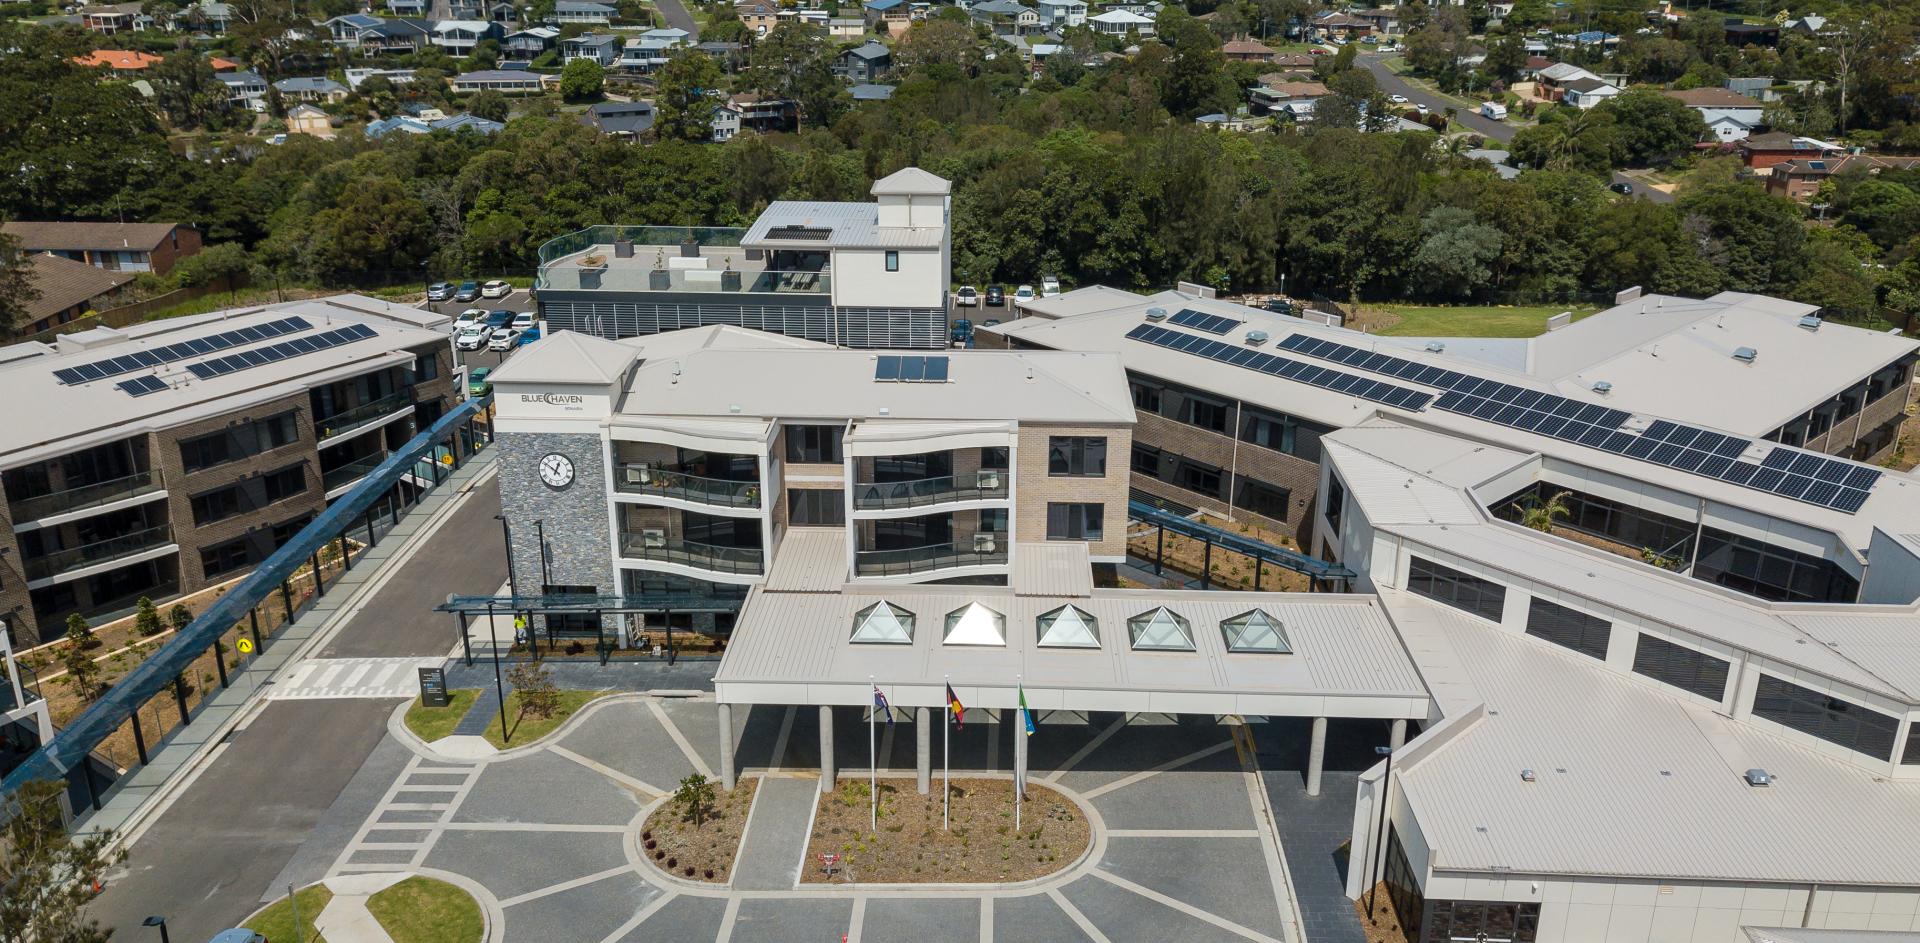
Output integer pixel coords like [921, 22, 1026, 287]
[1733, 346, 1759, 364]
[642, 528, 666, 549]
[623, 463, 652, 485]
[1244, 330, 1270, 346]
[973, 534, 997, 553]
[976, 470, 1001, 490]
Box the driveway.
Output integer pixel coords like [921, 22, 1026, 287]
[1359, 53, 1514, 143]
[653, 0, 698, 38]
[1613, 170, 1679, 204]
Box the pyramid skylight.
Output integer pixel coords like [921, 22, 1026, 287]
[943, 603, 1007, 646]
[1127, 606, 1195, 652]
[850, 600, 915, 644]
[1036, 604, 1100, 649]
[1220, 609, 1292, 654]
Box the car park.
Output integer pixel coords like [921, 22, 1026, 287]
[453, 281, 482, 303]
[481, 279, 512, 299]
[985, 285, 1005, 306]
[488, 327, 522, 352]
[453, 308, 488, 330]
[455, 326, 490, 351]
[427, 282, 455, 302]
[1041, 275, 1061, 297]
[1013, 284, 1036, 305]
[956, 286, 979, 306]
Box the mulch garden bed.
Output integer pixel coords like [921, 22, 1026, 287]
[639, 776, 761, 883]
[1127, 527, 1314, 593]
[801, 778, 1089, 884]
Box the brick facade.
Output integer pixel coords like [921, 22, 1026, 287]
[1014, 423, 1131, 559]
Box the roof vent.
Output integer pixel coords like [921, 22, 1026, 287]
[1424, 341, 1446, 353]
[1591, 380, 1612, 395]
[1144, 307, 1168, 321]
[1733, 346, 1759, 364]
[1744, 768, 1772, 787]
[1519, 768, 1537, 783]
[1244, 330, 1270, 346]
[1798, 314, 1822, 331]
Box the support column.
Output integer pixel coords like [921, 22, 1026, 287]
[915, 707, 931, 795]
[819, 705, 836, 794]
[1306, 716, 1328, 797]
[717, 703, 736, 791]
[1389, 719, 1407, 751]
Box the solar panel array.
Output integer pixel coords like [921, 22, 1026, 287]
[1275, 331, 1881, 514]
[1125, 324, 1433, 411]
[185, 323, 378, 381]
[874, 354, 950, 383]
[115, 376, 169, 397]
[52, 317, 314, 385]
[1166, 309, 1242, 335]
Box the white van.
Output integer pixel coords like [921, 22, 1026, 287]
[1480, 102, 1508, 120]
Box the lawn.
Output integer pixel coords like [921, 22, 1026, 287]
[1365, 303, 1600, 338]
[245, 884, 333, 943]
[403, 688, 481, 743]
[367, 876, 484, 943]
[482, 688, 613, 749]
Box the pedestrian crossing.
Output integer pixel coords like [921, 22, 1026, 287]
[269, 657, 447, 700]
[329, 755, 485, 876]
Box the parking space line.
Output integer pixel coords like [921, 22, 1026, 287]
[440, 821, 630, 833]
[595, 890, 677, 943]
[1044, 715, 1127, 783]
[1047, 888, 1112, 943]
[716, 896, 741, 943]
[1089, 869, 1284, 943]
[846, 894, 867, 943]
[551, 745, 665, 798]
[497, 864, 635, 908]
[1079, 740, 1234, 800]
[1105, 829, 1262, 838]
[980, 896, 993, 943]
[646, 699, 714, 779]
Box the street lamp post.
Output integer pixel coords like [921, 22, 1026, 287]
[142, 916, 171, 943]
[486, 601, 510, 744]
[496, 513, 530, 654]
[1365, 744, 1395, 922]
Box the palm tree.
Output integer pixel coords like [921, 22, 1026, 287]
[1513, 490, 1572, 533]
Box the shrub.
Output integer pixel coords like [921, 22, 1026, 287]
[134, 597, 164, 637]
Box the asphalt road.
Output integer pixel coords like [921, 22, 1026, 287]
[654, 0, 699, 38]
[1358, 53, 1515, 143]
[1614, 170, 1679, 204]
[92, 480, 507, 941]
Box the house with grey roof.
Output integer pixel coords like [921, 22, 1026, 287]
[554, 0, 618, 23]
[560, 32, 621, 66]
[834, 39, 892, 82]
[581, 100, 656, 140]
[272, 75, 349, 103]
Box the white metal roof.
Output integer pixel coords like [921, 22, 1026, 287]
[1004, 285, 1151, 320]
[763, 528, 849, 591]
[741, 200, 944, 249]
[1014, 541, 1094, 597]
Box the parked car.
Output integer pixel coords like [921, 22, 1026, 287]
[510, 312, 536, 331]
[956, 286, 979, 307]
[1041, 275, 1061, 297]
[485, 309, 515, 329]
[427, 282, 455, 302]
[1388, 94, 1409, 104]
[951, 318, 973, 343]
[488, 327, 522, 352]
[453, 280, 482, 302]
[982, 318, 1001, 328]
[1263, 298, 1294, 315]
[1415, 103, 1430, 114]
[453, 308, 488, 330]
[481, 279, 513, 299]
[1013, 284, 1036, 305]
[454, 326, 490, 351]
[468, 366, 493, 397]
[207, 932, 267, 943]
[985, 285, 1005, 306]
[1609, 181, 1634, 195]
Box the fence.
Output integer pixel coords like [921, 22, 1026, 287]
[0, 395, 496, 811]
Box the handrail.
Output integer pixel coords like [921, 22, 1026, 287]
[853, 537, 1008, 576]
[22, 525, 173, 581]
[316, 391, 413, 441]
[8, 469, 160, 524]
[852, 474, 1009, 510]
[613, 465, 761, 508]
[536, 225, 748, 267]
[323, 452, 387, 491]
[619, 534, 764, 574]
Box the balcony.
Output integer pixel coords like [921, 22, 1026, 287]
[853, 473, 1009, 511]
[23, 525, 173, 582]
[8, 470, 162, 525]
[614, 465, 762, 509]
[619, 534, 765, 575]
[0, 661, 43, 714]
[317, 391, 413, 442]
[323, 452, 386, 492]
[854, 536, 1009, 577]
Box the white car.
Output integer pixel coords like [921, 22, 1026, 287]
[510, 312, 536, 332]
[453, 308, 488, 330]
[481, 279, 512, 299]
[454, 326, 490, 351]
[487, 327, 522, 352]
[1389, 94, 1409, 104]
[956, 286, 979, 306]
[1041, 275, 1061, 297]
[1013, 284, 1036, 305]
[1415, 103, 1430, 114]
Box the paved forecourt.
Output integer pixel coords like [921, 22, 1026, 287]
[312, 694, 1304, 943]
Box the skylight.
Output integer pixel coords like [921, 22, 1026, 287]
[1036, 604, 1100, 649]
[1220, 609, 1292, 654]
[943, 603, 1006, 646]
[1127, 607, 1194, 652]
[850, 600, 915, 644]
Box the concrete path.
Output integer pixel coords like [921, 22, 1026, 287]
[729, 776, 816, 891]
[316, 873, 407, 943]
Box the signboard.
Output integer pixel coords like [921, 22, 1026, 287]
[236, 638, 254, 655]
[817, 853, 840, 878]
[418, 666, 450, 707]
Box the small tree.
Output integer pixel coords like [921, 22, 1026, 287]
[675, 773, 717, 828]
[167, 604, 193, 634]
[0, 780, 122, 943]
[134, 596, 163, 637]
[61, 616, 101, 702]
[559, 57, 605, 101]
[505, 660, 560, 721]
[1512, 490, 1571, 533]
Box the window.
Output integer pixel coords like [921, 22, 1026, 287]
[784, 424, 843, 464]
[1423, 901, 1540, 943]
[1694, 527, 1858, 604]
[414, 349, 440, 382]
[980, 447, 1009, 470]
[1047, 437, 1107, 477]
[261, 465, 305, 503]
[1173, 457, 1224, 499]
[1179, 393, 1231, 434]
[1905, 730, 1920, 766]
[1130, 443, 1163, 476]
[1129, 378, 1161, 413]
[271, 513, 312, 547]
[1407, 557, 1506, 622]
[1239, 405, 1327, 463]
[179, 410, 300, 473]
[1324, 473, 1346, 534]
[1631, 634, 1729, 701]
[1234, 478, 1291, 521]
[200, 538, 252, 578]
[788, 488, 845, 526]
[191, 485, 245, 526]
[1524, 597, 1610, 659]
[1047, 502, 1103, 541]
[884, 250, 899, 272]
[179, 434, 233, 474]
[1752, 675, 1899, 760]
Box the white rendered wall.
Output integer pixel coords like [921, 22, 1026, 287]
[831, 246, 944, 309]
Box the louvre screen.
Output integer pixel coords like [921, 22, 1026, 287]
[1407, 557, 1506, 622]
[1752, 674, 1899, 760]
[1631, 634, 1729, 701]
[1524, 597, 1611, 660]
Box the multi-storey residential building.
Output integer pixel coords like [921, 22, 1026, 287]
[0, 297, 456, 646]
[487, 326, 1134, 632]
[1, 221, 202, 276]
[533, 167, 953, 349]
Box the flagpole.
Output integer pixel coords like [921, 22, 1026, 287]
[869, 675, 877, 833]
[942, 673, 950, 831]
[1015, 674, 1023, 832]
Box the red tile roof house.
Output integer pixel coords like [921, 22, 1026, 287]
[1221, 38, 1276, 62]
[1765, 154, 1920, 202]
[1736, 131, 1843, 170]
[0, 221, 202, 276]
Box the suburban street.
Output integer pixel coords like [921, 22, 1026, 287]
[653, 0, 699, 38]
[1614, 169, 1679, 204]
[1359, 53, 1515, 143]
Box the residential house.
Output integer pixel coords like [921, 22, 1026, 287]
[1663, 87, 1763, 142]
[1785, 13, 1826, 36]
[1534, 62, 1601, 100]
[712, 100, 742, 142]
[449, 69, 551, 94]
[285, 103, 335, 138]
[1310, 11, 1369, 39]
[15, 254, 136, 337]
[325, 13, 384, 44]
[1568, 29, 1616, 47]
[1271, 52, 1314, 70]
[433, 113, 505, 133]
[581, 100, 656, 140]
[82, 3, 144, 34]
[503, 25, 558, 56]
[325, 15, 431, 53]
[1737, 131, 1843, 170]
[365, 112, 506, 137]
[1248, 78, 1325, 119]
[863, 0, 910, 32]
[1354, 7, 1399, 34]
[554, 0, 618, 23]
[1519, 54, 1552, 79]
[2, 222, 202, 276]
[1466, 148, 1522, 179]
[1723, 18, 1778, 47]
[1221, 38, 1274, 62]
[208, 56, 241, 71]
[273, 76, 349, 104]
[74, 50, 163, 73]
[1035, 0, 1086, 30]
[445, 0, 487, 19]
[1089, 8, 1152, 36]
[1766, 154, 1920, 202]
[1725, 76, 1784, 102]
[698, 41, 744, 71]
[1561, 76, 1622, 109]
[835, 40, 892, 82]
[851, 83, 894, 101]
[828, 16, 865, 39]
[216, 70, 270, 112]
[344, 67, 417, 89]
[618, 35, 680, 72]
[430, 20, 501, 56]
[1195, 112, 1251, 131]
[736, 0, 779, 35]
[970, 0, 1040, 35]
[488, 2, 519, 24]
[385, 0, 427, 16]
[560, 32, 622, 65]
[171, 0, 231, 33]
[730, 93, 797, 133]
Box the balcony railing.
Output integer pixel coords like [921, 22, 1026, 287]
[323, 452, 386, 491]
[853, 474, 1009, 511]
[317, 392, 413, 442]
[23, 525, 173, 582]
[614, 465, 762, 508]
[536, 225, 747, 267]
[539, 263, 831, 296]
[854, 536, 1010, 577]
[1, 660, 43, 714]
[619, 534, 765, 575]
[7, 469, 161, 524]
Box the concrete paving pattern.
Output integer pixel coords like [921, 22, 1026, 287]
[270, 657, 450, 700]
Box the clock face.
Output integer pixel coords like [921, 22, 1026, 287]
[538, 453, 575, 489]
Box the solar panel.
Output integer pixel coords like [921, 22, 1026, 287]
[179, 325, 378, 383]
[1126, 324, 1432, 412]
[115, 376, 168, 397]
[873, 354, 948, 383]
[1167, 309, 1243, 335]
[51, 316, 320, 384]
